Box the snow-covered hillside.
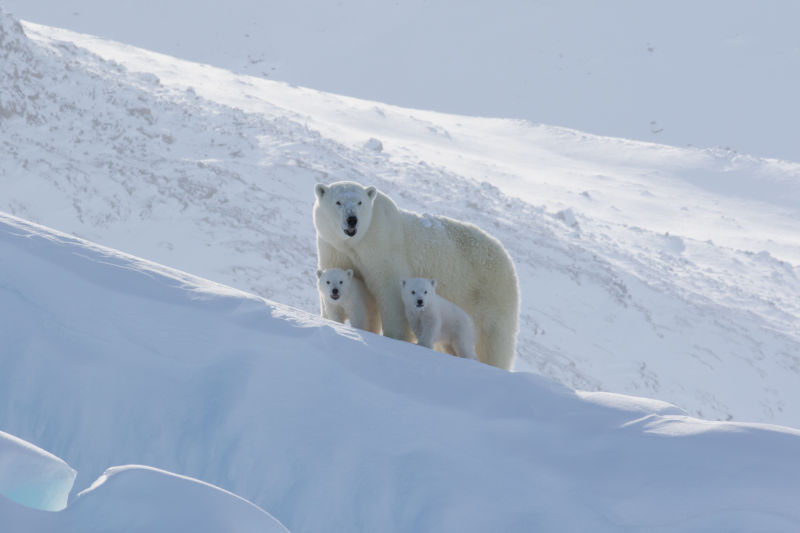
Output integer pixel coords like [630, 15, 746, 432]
[3, 0, 800, 162]
[2, 212, 800, 532]
[1, 9, 799, 427]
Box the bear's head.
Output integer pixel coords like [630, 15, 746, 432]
[313, 181, 378, 243]
[317, 268, 355, 303]
[401, 277, 437, 312]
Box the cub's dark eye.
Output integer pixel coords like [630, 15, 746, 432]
[339, 281, 343, 284]
[411, 290, 415, 295]
[336, 201, 341, 206]
[326, 281, 330, 284]
[358, 201, 362, 205]
[424, 290, 427, 294]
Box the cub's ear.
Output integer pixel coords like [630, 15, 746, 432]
[365, 186, 377, 199]
[315, 183, 327, 200]
[316, 269, 323, 279]
[430, 279, 437, 288]
[346, 269, 354, 279]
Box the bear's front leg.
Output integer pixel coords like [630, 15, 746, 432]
[415, 314, 440, 349]
[378, 289, 413, 341]
[347, 303, 368, 331]
[323, 303, 347, 324]
[415, 327, 436, 349]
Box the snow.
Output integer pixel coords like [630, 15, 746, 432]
[2, 1, 799, 161]
[0, 430, 75, 511]
[1, 5, 800, 529]
[1, 211, 800, 532]
[0, 462, 288, 532]
[0, 9, 798, 428]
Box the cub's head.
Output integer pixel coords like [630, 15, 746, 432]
[313, 181, 378, 242]
[317, 268, 355, 303]
[401, 278, 437, 311]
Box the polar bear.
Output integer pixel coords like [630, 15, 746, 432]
[313, 181, 519, 370]
[317, 268, 381, 334]
[401, 277, 477, 360]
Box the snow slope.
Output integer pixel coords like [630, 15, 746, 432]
[1, 10, 800, 430]
[3, 0, 799, 161]
[2, 212, 800, 532]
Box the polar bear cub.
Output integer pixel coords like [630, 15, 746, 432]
[317, 268, 381, 334]
[401, 277, 477, 361]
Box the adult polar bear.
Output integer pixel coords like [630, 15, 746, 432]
[313, 181, 519, 370]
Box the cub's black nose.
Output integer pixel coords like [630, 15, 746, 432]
[332, 288, 339, 295]
[416, 299, 423, 307]
[346, 216, 358, 228]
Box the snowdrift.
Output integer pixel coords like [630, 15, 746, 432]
[1, 213, 800, 531]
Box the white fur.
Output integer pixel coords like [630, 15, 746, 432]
[401, 278, 477, 360]
[316, 268, 381, 334]
[313, 181, 519, 370]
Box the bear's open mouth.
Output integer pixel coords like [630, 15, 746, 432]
[330, 293, 340, 301]
[343, 227, 357, 237]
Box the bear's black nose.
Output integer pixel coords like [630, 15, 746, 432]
[346, 216, 358, 228]
[332, 288, 339, 295]
[416, 299, 423, 307]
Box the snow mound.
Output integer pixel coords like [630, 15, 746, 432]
[0, 430, 76, 511]
[1, 211, 800, 531]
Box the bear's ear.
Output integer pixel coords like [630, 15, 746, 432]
[315, 183, 327, 200]
[365, 186, 377, 200]
[316, 269, 323, 279]
[430, 279, 437, 288]
[346, 269, 354, 279]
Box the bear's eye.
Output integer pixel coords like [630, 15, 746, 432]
[326, 281, 330, 284]
[358, 201, 362, 205]
[424, 290, 427, 294]
[336, 201, 341, 206]
[411, 290, 415, 295]
[339, 280, 343, 284]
